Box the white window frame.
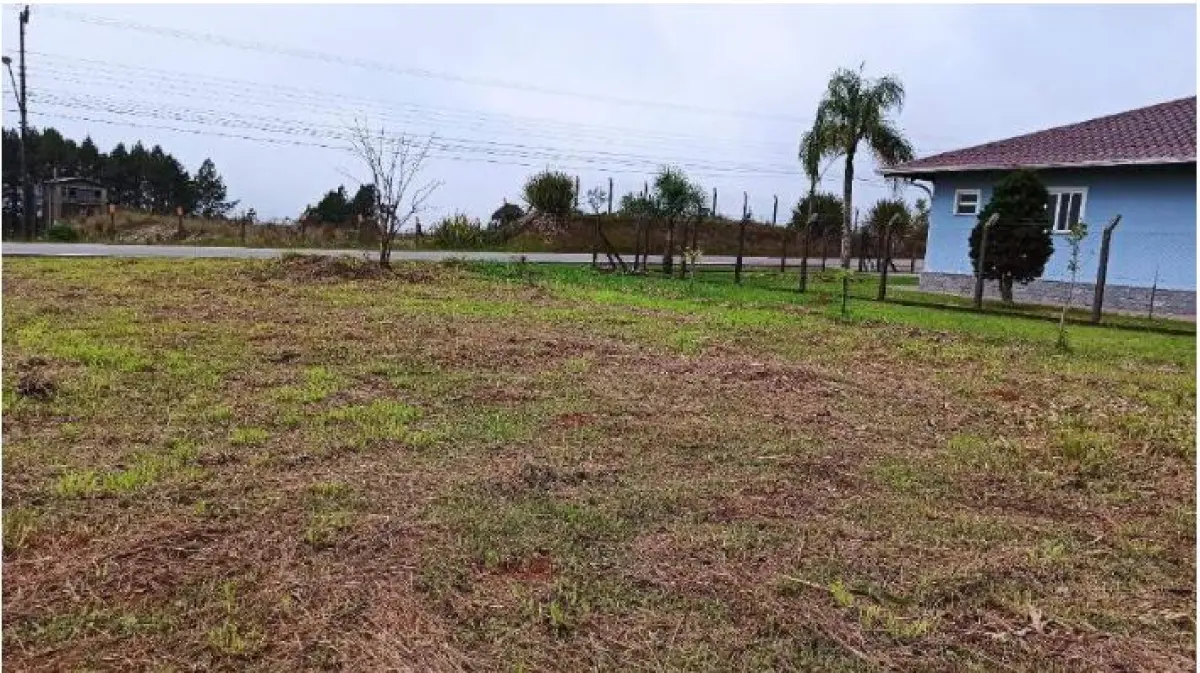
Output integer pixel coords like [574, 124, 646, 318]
[1046, 187, 1088, 234]
[953, 189, 981, 216]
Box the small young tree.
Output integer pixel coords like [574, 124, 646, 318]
[585, 186, 607, 215]
[968, 170, 1054, 302]
[347, 122, 441, 268]
[192, 158, 237, 218]
[522, 170, 575, 221]
[652, 166, 705, 276]
[1056, 219, 1088, 352]
[865, 198, 911, 271]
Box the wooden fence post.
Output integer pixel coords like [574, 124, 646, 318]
[973, 213, 999, 310]
[1090, 214, 1122, 323]
[735, 191, 748, 284]
[1148, 267, 1159, 319]
[877, 213, 900, 301]
[772, 195, 783, 272]
[799, 213, 816, 293]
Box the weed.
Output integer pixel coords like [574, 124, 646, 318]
[3, 508, 38, 551]
[829, 579, 855, 608]
[206, 619, 264, 657]
[303, 511, 355, 549]
[319, 399, 422, 441]
[274, 365, 344, 404]
[230, 427, 269, 447]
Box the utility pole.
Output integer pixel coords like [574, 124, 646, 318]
[19, 6, 31, 238]
[11, 6, 31, 238]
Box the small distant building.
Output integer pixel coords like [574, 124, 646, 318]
[42, 177, 107, 222]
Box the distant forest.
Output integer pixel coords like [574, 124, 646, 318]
[1, 127, 235, 217]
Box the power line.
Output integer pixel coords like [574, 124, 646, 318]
[24, 93, 812, 178]
[36, 6, 805, 124]
[17, 53, 791, 156]
[25, 78, 805, 172]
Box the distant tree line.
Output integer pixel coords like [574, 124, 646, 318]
[1, 127, 235, 217]
[301, 183, 377, 226]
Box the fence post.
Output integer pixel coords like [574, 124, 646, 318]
[841, 273, 849, 318]
[1090, 214, 1122, 324]
[973, 213, 998, 310]
[877, 213, 900, 301]
[1148, 267, 1159, 319]
[735, 191, 748, 284]
[772, 195, 784, 272]
[591, 213, 599, 270]
[799, 213, 816, 293]
[855, 209, 865, 272]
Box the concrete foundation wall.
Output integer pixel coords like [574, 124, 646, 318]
[919, 272, 1197, 317]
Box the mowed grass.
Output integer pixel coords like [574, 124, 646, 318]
[3, 255, 1194, 672]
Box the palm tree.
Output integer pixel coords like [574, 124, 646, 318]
[807, 63, 914, 268]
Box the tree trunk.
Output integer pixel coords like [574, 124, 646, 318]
[840, 152, 855, 269]
[999, 274, 1014, 303]
[379, 227, 393, 268]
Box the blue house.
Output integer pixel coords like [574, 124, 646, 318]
[882, 96, 1197, 316]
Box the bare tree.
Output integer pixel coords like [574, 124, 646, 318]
[347, 121, 442, 267]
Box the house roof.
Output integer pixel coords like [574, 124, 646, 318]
[881, 96, 1197, 178]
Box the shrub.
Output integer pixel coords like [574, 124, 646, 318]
[522, 170, 575, 219]
[46, 222, 79, 242]
[968, 170, 1054, 302]
[431, 213, 486, 250]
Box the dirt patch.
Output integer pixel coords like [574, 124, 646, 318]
[14, 357, 58, 401]
[244, 254, 444, 284]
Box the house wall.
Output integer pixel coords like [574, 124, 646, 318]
[924, 164, 1196, 291]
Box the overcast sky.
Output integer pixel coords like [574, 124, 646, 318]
[2, 3, 1196, 224]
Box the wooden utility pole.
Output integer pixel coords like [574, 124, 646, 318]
[17, 7, 32, 238]
[574, 176, 580, 211]
[711, 187, 718, 220]
[973, 213, 999, 310]
[1090, 214, 1122, 323]
[735, 191, 748, 284]
[607, 177, 613, 215]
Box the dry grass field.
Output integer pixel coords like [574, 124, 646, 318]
[2, 256, 1194, 671]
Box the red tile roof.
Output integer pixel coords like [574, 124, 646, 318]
[882, 96, 1197, 177]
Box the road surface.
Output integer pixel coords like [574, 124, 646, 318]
[2, 242, 923, 271]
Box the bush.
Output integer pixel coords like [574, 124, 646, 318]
[46, 222, 79, 242]
[431, 213, 486, 250]
[522, 170, 575, 219]
[968, 170, 1053, 302]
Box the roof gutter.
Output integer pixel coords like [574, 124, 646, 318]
[880, 156, 1197, 178]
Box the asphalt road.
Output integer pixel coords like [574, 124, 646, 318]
[1, 242, 923, 271]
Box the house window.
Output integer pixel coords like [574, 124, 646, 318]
[1047, 188, 1087, 233]
[94, 190, 102, 199]
[953, 189, 981, 216]
[67, 188, 78, 199]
